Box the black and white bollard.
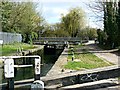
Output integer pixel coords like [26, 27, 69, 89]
[72, 51, 75, 61]
[72, 55, 75, 61]
[31, 57, 44, 90]
[4, 58, 14, 90]
[35, 58, 41, 80]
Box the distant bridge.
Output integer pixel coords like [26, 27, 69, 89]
[33, 37, 88, 45]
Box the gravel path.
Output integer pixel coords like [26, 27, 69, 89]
[85, 41, 119, 65]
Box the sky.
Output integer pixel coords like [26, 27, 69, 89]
[36, 0, 103, 29]
[10, 0, 103, 29]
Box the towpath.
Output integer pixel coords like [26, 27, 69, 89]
[47, 40, 119, 76]
[85, 40, 119, 65]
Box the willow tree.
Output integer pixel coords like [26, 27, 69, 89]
[61, 7, 86, 37]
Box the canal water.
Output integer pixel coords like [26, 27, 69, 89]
[0, 48, 63, 84]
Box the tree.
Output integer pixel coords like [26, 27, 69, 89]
[77, 27, 97, 40]
[1, 1, 44, 43]
[54, 30, 70, 37]
[77, 29, 88, 40]
[97, 29, 107, 45]
[61, 7, 86, 37]
[88, 1, 119, 48]
[104, 1, 117, 48]
[1, 2, 15, 32]
[42, 30, 56, 37]
[117, 1, 120, 46]
[87, 28, 98, 40]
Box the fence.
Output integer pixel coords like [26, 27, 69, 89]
[0, 32, 22, 44]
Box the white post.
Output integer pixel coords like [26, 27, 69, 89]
[4, 58, 14, 90]
[4, 58, 14, 78]
[0, 40, 3, 49]
[35, 57, 41, 80]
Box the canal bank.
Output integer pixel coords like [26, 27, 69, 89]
[46, 48, 68, 76]
[10, 45, 44, 56]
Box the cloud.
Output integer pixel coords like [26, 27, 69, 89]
[42, 7, 68, 24]
[46, 16, 61, 24]
[52, 8, 68, 15]
[38, 0, 103, 28]
[9, 0, 95, 3]
[42, 6, 69, 20]
[39, 0, 94, 3]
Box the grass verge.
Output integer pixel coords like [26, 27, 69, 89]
[64, 45, 113, 70]
[0, 43, 36, 56]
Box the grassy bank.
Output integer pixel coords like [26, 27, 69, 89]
[64, 45, 113, 70]
[0, 43, 36, 56]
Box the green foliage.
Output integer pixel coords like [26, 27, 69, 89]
[97, 29, 107, 45]
[90, 1, 120, 48]
[54, 30, 70, 37]
[117, 1, 120, 46]
[87, 28, 98, 40]
[61, 7, 86, 37]
[1, 1, 44, 43]
[102, 1, 119, 48]
[42, 29, 70, 37]
[42, 30, 56, 37]
[77, 29, 88, 40]
[1, 2, 15, 32]
[31, 32, 38, 40]
[77, 27, 97, 40]
[42, 22, 70, 37]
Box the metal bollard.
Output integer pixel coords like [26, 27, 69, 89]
[31, 80, 44, 90]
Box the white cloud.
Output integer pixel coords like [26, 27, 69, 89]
[39, 0, 103, 29]
[43, 7, 68, 14]
[42, 7, 65, 23]
[52, 8, 68, 15]
[39, 0, 94, 3]
[9, 0, 95, 3]
[42, 7, 69, 18]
